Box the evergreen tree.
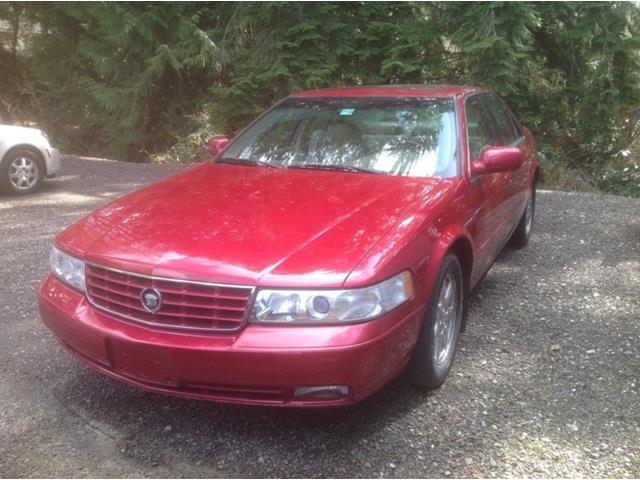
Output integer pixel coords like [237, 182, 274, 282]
[0, 1, 638, 195]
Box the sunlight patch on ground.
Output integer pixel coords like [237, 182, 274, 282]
[23, 191, 101, 206]
[500, 435, 636, 478]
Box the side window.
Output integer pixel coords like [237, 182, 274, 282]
[465, 96, 496, 160]
[503, 101, 523, 139]
[484, 94, 519, 145]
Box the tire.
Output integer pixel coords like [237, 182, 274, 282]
[406, 253, 464, 389]
[509, 184, 536, 248]
[0, 148, 44, 196]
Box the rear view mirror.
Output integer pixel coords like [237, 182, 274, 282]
[471, 147, 524, 175]
[207, 135, 230, 156]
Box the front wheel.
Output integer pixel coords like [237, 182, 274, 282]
[0, 149, 44, 195]
[509, 184, 536, 248]
[406, 254, 464, 389]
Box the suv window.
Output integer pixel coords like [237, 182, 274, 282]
[484, 94, 519, 145]
[465, 96, 496, 160]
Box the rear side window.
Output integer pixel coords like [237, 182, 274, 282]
[484, 94, 519, 145]
[465, 96, 495, 160]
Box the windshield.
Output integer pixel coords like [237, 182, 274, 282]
[220, 97, 458, 177]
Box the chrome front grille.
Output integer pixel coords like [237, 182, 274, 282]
[85, 264, 254, 332]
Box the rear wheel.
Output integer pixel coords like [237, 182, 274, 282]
[509, 184, 536, 248]
[0, 149, 44, 195]
[407, 254, 464, 389]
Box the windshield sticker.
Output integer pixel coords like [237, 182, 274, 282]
[339, 108, 355, 116]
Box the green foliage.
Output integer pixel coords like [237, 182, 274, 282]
[445, 2, 539, 109]
[150, 112, 220, 164]
[1, 1, 639, 196]
[597, 152, 640, 197]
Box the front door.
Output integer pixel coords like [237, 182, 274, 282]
[483, 93, 530, 227]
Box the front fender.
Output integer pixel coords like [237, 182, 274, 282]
[0, 127, 50, 163]
[422, 224, 474, 301]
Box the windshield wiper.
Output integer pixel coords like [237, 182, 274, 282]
[289, 164, 385, 175]
[216, 157, 282, 168]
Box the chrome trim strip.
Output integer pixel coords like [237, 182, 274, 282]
[84, 262, 256, 334]
[85, 262, 256, 290]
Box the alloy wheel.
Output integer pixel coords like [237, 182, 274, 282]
[524, 193, 534, 236]
[9, 156, 39, 191]
[432, 272, 460, 377]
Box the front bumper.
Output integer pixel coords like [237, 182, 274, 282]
[39, 275, 424, 406]
[42, 148, 61, 177]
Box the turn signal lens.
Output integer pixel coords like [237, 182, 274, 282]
[293, 385, 350, 399]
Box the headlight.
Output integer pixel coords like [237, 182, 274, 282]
[250, 271, 413, 324]
[39, 130, 51, 145]
[49, 245, 85, 291]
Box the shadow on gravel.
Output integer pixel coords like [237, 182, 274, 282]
[41, 192, 639, 477]
[4, 160, 638, 478]
[55, 366, 432, 441]
[49, 365, 441, 477]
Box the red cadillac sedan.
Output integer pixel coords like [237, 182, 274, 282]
[39, 85, 538, 407]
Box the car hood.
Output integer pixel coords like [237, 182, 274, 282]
[0, 124, 50, 149]
[0, 124, 37, 134]
[57, 163, 456, 288]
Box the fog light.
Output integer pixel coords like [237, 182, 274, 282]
[293, 385, 350, 399]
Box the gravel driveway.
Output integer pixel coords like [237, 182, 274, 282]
[1, 155, 638, 478]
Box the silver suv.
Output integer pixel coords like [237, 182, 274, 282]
[0, 125, 61, 195]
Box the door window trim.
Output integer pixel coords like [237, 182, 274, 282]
[484, 93, 524, 147]
[463, 92, 501, 180]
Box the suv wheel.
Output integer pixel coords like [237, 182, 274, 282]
[0, 149, 44, 195]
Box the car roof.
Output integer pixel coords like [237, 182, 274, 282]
[291, 84, 491, 98]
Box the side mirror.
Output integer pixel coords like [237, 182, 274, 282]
[207, 135, 230, 156]
[471, 146, 524, 176]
